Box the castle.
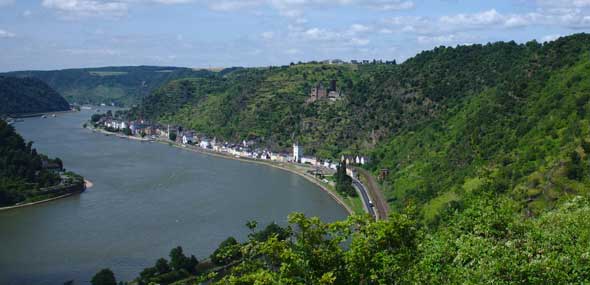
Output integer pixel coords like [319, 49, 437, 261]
[307, 80, 343, 103]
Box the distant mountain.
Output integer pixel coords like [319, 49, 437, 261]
[0, 76, 70, 115]
[3, 66, 219, 106]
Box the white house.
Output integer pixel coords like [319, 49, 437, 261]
[199, 140, 210, 149]
[301, 156, 318, 166]
[182, 134, 193, 145]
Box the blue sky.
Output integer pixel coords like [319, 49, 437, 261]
[0, 0, 589, 71]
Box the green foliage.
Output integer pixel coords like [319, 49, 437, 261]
[90, 114, 102, 123]
[0, 76, 70, 115]
[91, 268, 116, 285]
[169, 132, 177, 141]
[250, 222, 291, 242]
[369, 34, 590, 216]
[155, 258, 171, 274]
[169, 246, 198, 273]
[335, 160, 356, 197]
[97, 34, 590, 284]
[211, 237, 241, 266]
[115, 195, 590, 284]
[0, 119, 70, 206]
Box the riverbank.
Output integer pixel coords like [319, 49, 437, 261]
[0, 193, 79, 211]
[91, 127, 151, 142]
[0, 178, 89, 212]
[8, 109, 77, 118]
[85, 179, 94, 189]
[0, 181, 87, 212]
[87, 126, 357, 216]
[171, 143, 355, 215]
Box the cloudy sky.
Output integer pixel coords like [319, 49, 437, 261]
[0, 0, 589, 71]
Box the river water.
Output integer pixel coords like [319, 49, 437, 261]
[0, 109, 348, 284]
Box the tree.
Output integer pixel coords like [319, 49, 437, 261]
[169, 246, 198, 273]
[335, 160, 356, 197]
[91, 268, 116, 285]
[567, 151, 584, 180]
[91, 114, 102, 123]
[211, 237, 241, 265]
[155, 258, 170, 274]
[582, 140, 590, 155]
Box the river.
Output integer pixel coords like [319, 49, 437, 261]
[0, 109, 348, 284]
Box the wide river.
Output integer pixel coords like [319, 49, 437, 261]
[0, 109, 348, 284]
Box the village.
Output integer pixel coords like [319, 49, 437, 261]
[95, 113, 369, 176]
[91, 80, 368, 178]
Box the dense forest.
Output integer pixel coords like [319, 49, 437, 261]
[89, 33, 590, 284]
[0, 76, 70, 115]
[0, 120, 82, 206]
[3, 66, 221, 106]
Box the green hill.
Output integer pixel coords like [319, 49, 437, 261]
[4, 66, 220, 106]
[0, 76, 70, 115]
[97, 33, 590, 284]
[0, 120, 84, 207]
[129, 34, 590, 218]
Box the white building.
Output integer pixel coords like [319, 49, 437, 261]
[293, 143, 303, 163]
[199, 140, 210, 149]
[182, 134, 193, 145]
[300, 156, 318, 166]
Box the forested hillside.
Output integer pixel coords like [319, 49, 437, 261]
[95, 33, 590, 284]
[0, 120, 82, 206]
[4, 66, 219, 106]
[130, 34, 590, 216]
[0, 76, 70, 115]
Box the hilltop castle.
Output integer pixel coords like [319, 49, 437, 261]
[307, 80, 343, 103]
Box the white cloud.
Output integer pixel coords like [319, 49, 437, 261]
[417, 34, 456, 44]
[350, 37, 370, 46]
[440, 9, 537, 29]
[348, 23, 370, 34]
[152, 0, 193, 4]
[23, 10, 32, 17]
[208, 0, 262, 11]
[62, 48, 121, 56]
[205, 0, 414, 18]
[0, 29, 15, 38]
[42, 0, 129, 18]
[261, 31, 275, 40]
[362, 0, 414, 11]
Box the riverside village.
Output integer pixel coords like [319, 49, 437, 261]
[92, 111, 368, 177]
[89, 80, 369, 180]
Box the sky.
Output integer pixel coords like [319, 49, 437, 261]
[0, 0, 590, 71]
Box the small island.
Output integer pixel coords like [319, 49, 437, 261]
[0, 119, 85, 209]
